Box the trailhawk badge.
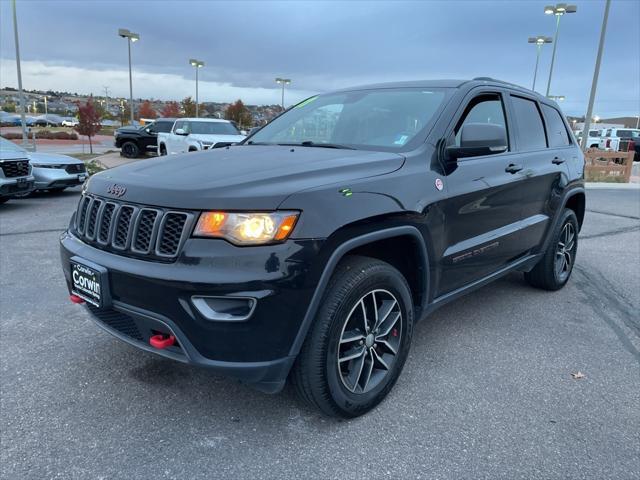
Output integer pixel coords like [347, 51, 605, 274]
[107, 183, 127, 197]
[435, 178, 444, 191]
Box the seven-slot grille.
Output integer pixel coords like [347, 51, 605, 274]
[0, 159, 30, 178]
[65, 163, 86, 174]
[75, 194, 193, 260]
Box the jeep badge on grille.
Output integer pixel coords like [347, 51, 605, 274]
[107, 184, 127, 197]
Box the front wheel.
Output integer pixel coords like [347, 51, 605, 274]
[292, 256, 414, 418]
[121, 141, 140, 158]
[525, 209, 578, 291]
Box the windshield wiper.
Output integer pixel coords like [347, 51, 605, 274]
[277, 141, 355, 150]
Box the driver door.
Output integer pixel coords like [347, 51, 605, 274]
[437, 90, 528, 295]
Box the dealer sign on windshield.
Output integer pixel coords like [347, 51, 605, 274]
[71, 261, 102, 307]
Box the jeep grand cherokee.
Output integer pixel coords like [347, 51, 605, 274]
[60, 78, 585, 418]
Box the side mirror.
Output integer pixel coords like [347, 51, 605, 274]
[174, 128, 187, 136]
[446, 123, 508, 160]
[240, 130, 248, 136]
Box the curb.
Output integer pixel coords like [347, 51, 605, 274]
[586, 182, 640, 190]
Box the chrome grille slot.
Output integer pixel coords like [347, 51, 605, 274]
[72, 194, 193, 261]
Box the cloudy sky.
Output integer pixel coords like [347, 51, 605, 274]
[1, 0, 638, 117]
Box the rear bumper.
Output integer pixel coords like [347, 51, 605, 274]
[60, 230, 324, 392]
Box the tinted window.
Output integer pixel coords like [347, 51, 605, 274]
[454, 95, 507, 148]
[541, 104, 570, 147]
[617, 129, 640, 138]
[155, 121, 174, 133]
[189, 121, 240, 135]
[511, 96, 546, 150]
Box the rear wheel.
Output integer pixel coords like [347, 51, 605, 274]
[525, 209, 578, 291]
[121, 141, 140, 158]
[159, 144, 167, 156]
[292, 255, 414, 418]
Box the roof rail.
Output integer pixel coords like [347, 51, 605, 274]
[472, 77, 530, 91]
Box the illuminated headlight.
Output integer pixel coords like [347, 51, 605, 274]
[194, 211, 299, 245]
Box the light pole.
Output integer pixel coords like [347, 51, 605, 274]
[118, 28, 139, 125]
[43, 95, 48, 126]
[189, 59, 205, 117]
[580, 0, 610, 150]
[528, 36, 552, 91]
[11, 0, 28, 146]
[544, 3, 577, 97]
[275, 78, 291, 110]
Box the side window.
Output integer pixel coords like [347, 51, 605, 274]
[511, 96, 547, 151]
[155, 122, 171, 133]
[173, 120, 184, 132]
[541, 104, 570, 147]
[454, 94, 507, 148]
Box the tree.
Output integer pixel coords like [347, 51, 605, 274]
[138, 100, 157, 119]
[161, 101, 181, 118]
[4, 103, 16, 113]
[75, 96, 101, 154]
[225, 99, 253, 128]
[181, 96, 196, 117]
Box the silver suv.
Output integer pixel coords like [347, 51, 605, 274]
[0, 140, 35, 203]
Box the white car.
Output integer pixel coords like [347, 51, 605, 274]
[157, 118, 245, 155]
[576, 129, 602, 149]
[61, 118, 79, 127]
[0, 137, 87, 193]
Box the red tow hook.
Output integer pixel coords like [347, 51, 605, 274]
[69, 294, 85, 304]
[150, 334, 176, 349]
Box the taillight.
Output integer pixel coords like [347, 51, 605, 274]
[605, 139, 611, 148]
[628, 140, 635, 152]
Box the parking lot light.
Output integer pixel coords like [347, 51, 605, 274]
[544, 3, 577, 97]
[189, 59, 205, 118]
[547, 95, 565, 101]
[118, 28, 140, 125]
[528, 36, 553, 91]
[275, 78, 291, 110]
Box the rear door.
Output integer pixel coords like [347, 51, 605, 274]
[438, 89, 529, 295]
[506, 94, 571, 252]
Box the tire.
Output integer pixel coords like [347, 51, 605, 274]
[292, 255, 414, 418]
[159, 144, 167, 156]
[121, 141, 140, 158]
[0, 197, 9, 204]
[188, 147, 198, 152]
[525, 209, 578, 291]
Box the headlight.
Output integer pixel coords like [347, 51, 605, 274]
[194, 211, 299, 245]
[31, 163, 64, 169]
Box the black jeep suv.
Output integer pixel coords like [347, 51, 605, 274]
[60, 78, 585, 417]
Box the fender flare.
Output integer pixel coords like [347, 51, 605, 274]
[288, 225, 429, 357]
[540, 185, 586, 253]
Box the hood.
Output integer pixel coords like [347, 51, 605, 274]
[87, 145, 405, 210]
[189, 133, 246, 144]
[28, 152, 82, 165]
[0, 150, 29, 161]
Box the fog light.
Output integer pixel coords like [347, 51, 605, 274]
[191, 296, 256, 322]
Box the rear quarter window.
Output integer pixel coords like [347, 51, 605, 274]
[511, 96, 547, 151]
[541, 104, 570, 147]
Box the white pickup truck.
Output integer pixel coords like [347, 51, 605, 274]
[598, 128, 640, 152]
[157, 118, 246, 155]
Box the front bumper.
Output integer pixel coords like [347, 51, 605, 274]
[0, 175, 35, 197]
[33, 167, 86, 190]
[60, 230, 324, 392]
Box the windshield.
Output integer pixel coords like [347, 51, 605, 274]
[617, 129, 640, 139]
[189, 122, 240, 135]
[248, 88, 449, 151]
[0, 137, 26, 153]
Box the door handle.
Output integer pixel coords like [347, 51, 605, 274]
[505, 163, 523, 174]
[552, 157, 565, 165]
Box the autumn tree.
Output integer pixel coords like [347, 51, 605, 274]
[181, 96, 196, 117]
[138, 100, 157, 119]
[75, 96, 101, 153]
[161, 101, 181, 117]
[225, 99, 253, 128]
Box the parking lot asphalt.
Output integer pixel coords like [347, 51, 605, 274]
[1, 187, 638, 480]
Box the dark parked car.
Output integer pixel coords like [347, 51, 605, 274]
[60, 78, 585, 417]
[114, 118, 175, 158]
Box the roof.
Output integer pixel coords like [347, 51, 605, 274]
[329, 77, 548, 102]
[178, 118, 231, 123]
